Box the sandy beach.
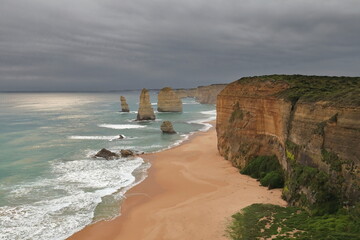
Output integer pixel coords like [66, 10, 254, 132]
[69, 124, 286, 240]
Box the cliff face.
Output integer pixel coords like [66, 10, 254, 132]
[217, 80, 292, 167]
[157, 87, 182, 112]
[217, 75, 360, 208]
[195, 84, 227, 104]
[120, 96, 130, 112]
[174, 84, 227, 104]
[137, 89, 155, 120]
[174, 88, 196, 99]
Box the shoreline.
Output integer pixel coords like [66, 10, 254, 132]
[68, 124, 286, 240]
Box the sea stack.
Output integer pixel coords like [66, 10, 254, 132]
[136, 88, 156, 120]
[157, 87, 182, 112]
[120, 96, 130, 112]
[160, 121, 176, 134]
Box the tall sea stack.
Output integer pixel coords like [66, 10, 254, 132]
[136, 88, 156, 120]
[157, 87, 182, 112]
[120, 96, 130, 112]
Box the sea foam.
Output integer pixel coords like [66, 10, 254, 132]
[0, 157, 147, 240]
[68, 135, 123, 141]
[187, 110, 216, 132]
[98, 124, 145, 130]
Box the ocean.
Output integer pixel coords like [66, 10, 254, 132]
[0, 91, 216, 240]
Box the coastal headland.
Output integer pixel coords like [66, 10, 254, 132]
[68, 124, 286, 240]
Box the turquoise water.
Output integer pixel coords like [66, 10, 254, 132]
[0, 92, 215, 240]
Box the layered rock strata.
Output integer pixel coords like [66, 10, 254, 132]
[157, 87, 182, 112]
[217, 75, 360, 208]
[195, 84, 227, 104]
[174, 84, 227, 104]
[137, 88, 156, 120]
[120, 96, 130, 112]
[174, 88, 196, 98]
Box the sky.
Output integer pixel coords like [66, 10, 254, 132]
[0, 0, 359, 91]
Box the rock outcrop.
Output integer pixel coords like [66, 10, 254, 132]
[157, 87, 182, 112]
[120, 149, 134, 157]
[136, 88, 155, 121]
[120, 96, 130, 112]
[174, 84, 227, 104]
[160, 121, 176, 134]
[94, 148, 119, 160]
[217, 75, 360, 209]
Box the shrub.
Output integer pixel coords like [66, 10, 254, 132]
[236, 75, 360, 106]
[260, 171, 285, 189]
[241, 155, 284, 189]
[321, 149, 342, 172]
[227, 204, 360, 240]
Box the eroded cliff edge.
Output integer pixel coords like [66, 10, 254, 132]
[216, 75, 360, 211]
[175, 84, 227, 104]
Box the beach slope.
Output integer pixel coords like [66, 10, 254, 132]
[69, 126, 286, 240]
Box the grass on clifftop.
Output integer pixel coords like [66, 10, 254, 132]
[237, 75, 360, 106]
[226, 204, 360, 240]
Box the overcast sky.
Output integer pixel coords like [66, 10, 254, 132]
[0, 0, 359, 91]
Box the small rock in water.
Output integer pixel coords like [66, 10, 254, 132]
[161, 121, 176, 134]
[94, 148, 119, 160]
[120, 149, 134, 157]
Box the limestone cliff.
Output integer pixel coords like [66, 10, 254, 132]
[174, 88, 196, 99]
[157, 87, 182, 112]
[217, 75, 360, 209]
[174, 84, 227, 104]
[120, 96, 130, 112]
[195, 84, 227, 104]
[136, 88, 155, 120]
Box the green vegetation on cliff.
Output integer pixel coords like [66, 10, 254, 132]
[321, 149, 342, 172]
[284, 140, 341, 215]
[238, 75, 360, 106]
[221, 75, 360, 239]
[240, 155, 284, 189]
[227, 204, 360, 240]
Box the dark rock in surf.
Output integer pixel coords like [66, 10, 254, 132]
[94, 148, 119, 160]
[120, 149, 134, 157]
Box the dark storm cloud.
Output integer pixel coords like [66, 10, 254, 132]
[0, 0, 359, 91]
